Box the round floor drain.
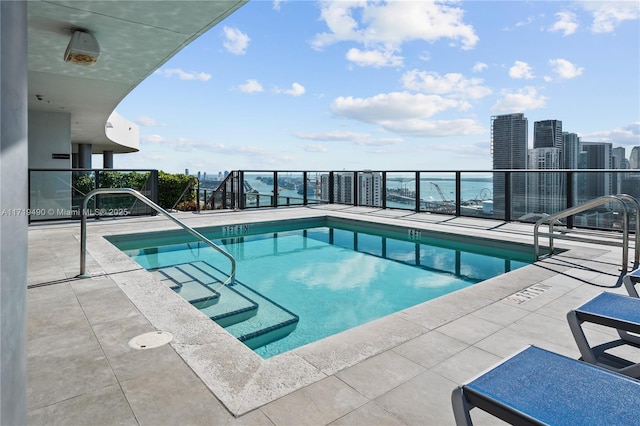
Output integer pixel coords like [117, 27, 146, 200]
[128, 330, 173, 350]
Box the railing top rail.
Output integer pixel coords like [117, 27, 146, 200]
[233, 169, 637, 173]
[29, 168, 158, 172]
[79, 188, 236, 287]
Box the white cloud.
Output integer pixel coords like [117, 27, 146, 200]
[401, 70, 492, 100]
[142, 134, 167, 144]
[312, 1, 478, 67]
[174, 138, 270, 156]
[284, 82, 306, 96]
[346, 48, 403, 68]
[332, 92, 460, 122]
[549, 58, 584, 79]
[273, 0, 286, 11]
[329, 92, 485, 137]
[549, 11, 579, 36]
[380, 118, 486, 137]
[223, 26, 250, 55]
[303, 144, 328, 153]
[580, 122, 640, 146]
[238, 79, 263, 93]
[504, 16, 535, 31]
[155, 68, 211, 81]
[137, 116, 164, 127]
[581, 1, 640, 33]
[491, 86, 547, 113]
[509, 61, 534, 79]
[289, 254, 385, 291]
[473, 62, 488, 72]
[294, 130, 402, 146]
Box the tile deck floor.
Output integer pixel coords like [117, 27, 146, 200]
[26, 205, 636, 425]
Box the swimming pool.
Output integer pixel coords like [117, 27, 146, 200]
[108, 218, 533, 358]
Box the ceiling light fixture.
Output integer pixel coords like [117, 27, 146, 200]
[64, 31, 100, 66]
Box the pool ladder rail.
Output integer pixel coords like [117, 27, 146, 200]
[533, 194, 640, 272]
[78, 188, 236, 292]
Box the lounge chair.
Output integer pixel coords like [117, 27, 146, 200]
[451, 345, 640, 425]
[567, 291, 640, 377]
[623, 267, 640, 298]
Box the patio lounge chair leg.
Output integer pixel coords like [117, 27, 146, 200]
[567, 310, 598, 364]
[623, 271, 640, 298]
[451, 387, 473, 426]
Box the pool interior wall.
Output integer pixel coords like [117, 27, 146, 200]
[106, 217, 535, 358]
[107, 216, 536, 260]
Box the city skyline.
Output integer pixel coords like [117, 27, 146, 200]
[108, 1, 639, 173]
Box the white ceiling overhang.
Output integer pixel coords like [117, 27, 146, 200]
[28, 0, 247, 153]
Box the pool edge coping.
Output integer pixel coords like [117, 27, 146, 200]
[81, 208, 610, 416]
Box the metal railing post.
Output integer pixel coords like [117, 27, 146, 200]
[273, 171, 278, 207]
[353, 172, 359, 207]
[382, 172, 387, 209]
[414, 171, 420, 212]
[566, 171, 574, 229]
[329, 172, 334, 204]
[303, 171, 308, 205]
[504, 171, 511, 222]
[455, 171, 461, 217]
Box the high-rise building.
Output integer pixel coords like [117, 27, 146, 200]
[629, 146, 640, 169]
[580, 141, 613, 200]
[534, 120, 563, 150]
[612, 147, 629, 169]
[358, 171, 382, 206]
[333, 172, 354, 204]
[491, 113, 528, 218]
[562, 132, 581, 169]
[534, 120, 563, 176]
[527, 148, 562, 214]
[611, 147, 629, 194]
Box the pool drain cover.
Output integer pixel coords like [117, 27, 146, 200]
[128, 330, 173, 350]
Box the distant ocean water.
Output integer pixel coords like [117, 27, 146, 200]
[246, 174, 493, 205]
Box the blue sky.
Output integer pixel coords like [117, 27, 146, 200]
[111, 0, 640, 174]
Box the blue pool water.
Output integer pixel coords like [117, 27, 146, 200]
[110, 220, 532, 358]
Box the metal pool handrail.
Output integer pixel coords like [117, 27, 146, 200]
[79, 188, 236, 287]
[534, 194, 639, 271]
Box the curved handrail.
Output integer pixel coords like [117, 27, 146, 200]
[615, 194, 640, 264]
[534, 194, 639, 271]
[79, 188, 236, 288]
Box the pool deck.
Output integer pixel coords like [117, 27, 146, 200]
[27, 205, 636, 425]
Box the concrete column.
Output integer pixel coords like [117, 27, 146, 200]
[103, 150, 113, 168]
[0, 1, 28, 424]
[78, 143, 92, 168]
[72, 152, 79, 168]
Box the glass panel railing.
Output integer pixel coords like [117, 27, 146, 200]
[243, 171, 274, 208]
[460, 172, 494, 218]
[385, 172, 416, 210]
[355, 170, 383, 208]
[29, 170, 74, 220]
[572, 171, 625, 230]
[305, 171, 329, 205]
[509, 171, 528, 222]
[276, 172, 304, 207]
[333, 171, 355, 205]
[29, 169, 157, 222]
[95, 170, 155, 216]
[199, 169, 640, 235]
[519, 171, 567, 223]
[420, 172, 455, 214]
